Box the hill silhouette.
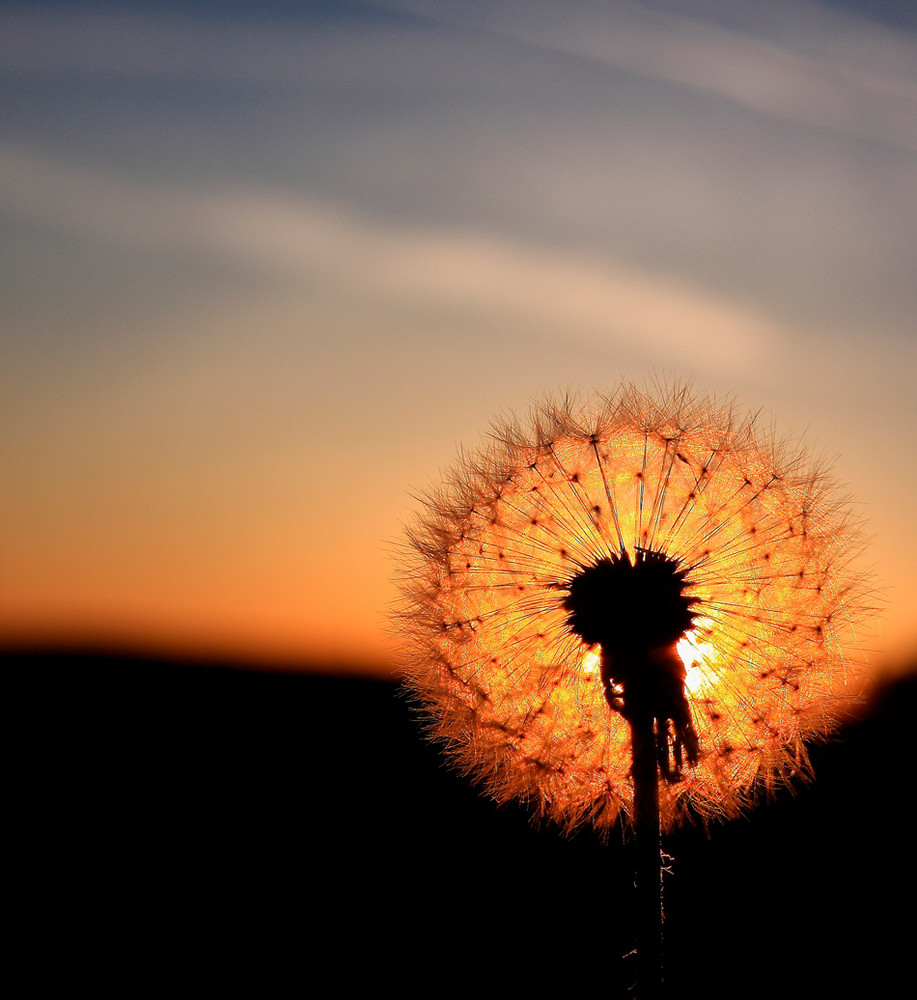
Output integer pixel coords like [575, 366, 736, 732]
[8, 647, 914, 996]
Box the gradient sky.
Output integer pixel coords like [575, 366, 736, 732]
[2, 0, 915, 675]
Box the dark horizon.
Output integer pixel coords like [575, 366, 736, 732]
[10, 645, 914, 995]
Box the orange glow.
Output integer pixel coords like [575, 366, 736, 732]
[582, 648, 601, 674]
[678, 626, 719, 695]
[395, 382, 872, 833]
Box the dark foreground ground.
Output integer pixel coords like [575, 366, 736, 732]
[8, 647, 915, 997]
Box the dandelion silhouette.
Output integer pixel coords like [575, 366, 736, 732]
[395, 381, 869, 993]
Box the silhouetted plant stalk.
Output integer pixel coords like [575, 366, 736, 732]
[394, 380, 871, 995]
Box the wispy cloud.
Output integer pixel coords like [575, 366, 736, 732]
[5, 0, 913, 340]
[0, 146, 784, 375]
[3, 1, 914, 150]
[376, 0, 917, 150]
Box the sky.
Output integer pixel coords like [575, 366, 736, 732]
[2, 0, 916, 676]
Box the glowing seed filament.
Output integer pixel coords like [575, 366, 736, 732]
[678, 629, 719, 695]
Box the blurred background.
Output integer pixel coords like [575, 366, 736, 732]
[3, 0, 915, 992]
[2, 0, 915, 673]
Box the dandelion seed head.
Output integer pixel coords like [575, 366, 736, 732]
[394, 381, 872, 834]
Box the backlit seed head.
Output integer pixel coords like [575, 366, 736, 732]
[393, 382, 873, 834]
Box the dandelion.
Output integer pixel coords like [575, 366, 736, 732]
[394, 381, 870, 836]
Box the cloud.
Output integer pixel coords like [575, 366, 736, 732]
[2, 1, 914, 151]
[373, 0, 917, 152]
[0, 146, 783, 375]
[0, 5, 516, 90]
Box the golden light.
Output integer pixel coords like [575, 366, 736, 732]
[582, 648, 601, 674]
[678, 626, 718, 695]
[395, 382, 871, 832]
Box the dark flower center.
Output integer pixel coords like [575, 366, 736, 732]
[563, 548, 700, 780]
[563, 548, 696, 658]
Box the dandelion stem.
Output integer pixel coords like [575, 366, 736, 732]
[629, 701, 664, 998]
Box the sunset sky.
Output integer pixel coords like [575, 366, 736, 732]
[3, 0, 915, 676]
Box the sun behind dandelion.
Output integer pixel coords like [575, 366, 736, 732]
[394, 382, 870, 834]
